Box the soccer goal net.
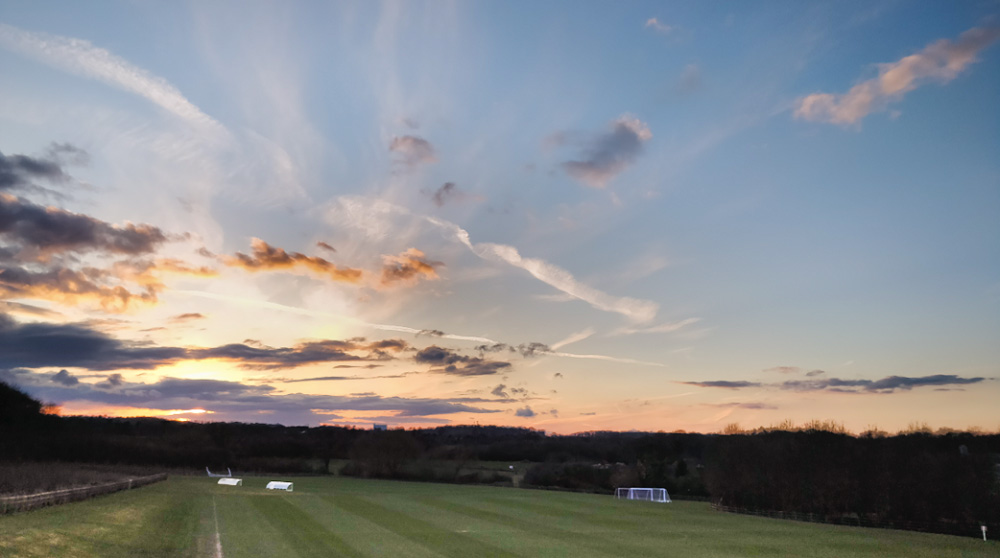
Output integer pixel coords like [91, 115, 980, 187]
[615, 487, 671, 503]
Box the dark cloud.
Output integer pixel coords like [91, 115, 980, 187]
[681, 380, 763, 389]
[380, 248, 442, 286]
[805, 369, 825, 377]
[580, 411, 596, 416]
[52, 369, 78, 386]
[432, 182, 458, 207]
[554, 372, 563, 379]
[0, 313, 184, 370]
[389, 135, 436, 168]
[414, 345, 464, 365]
[417, 329, 445, 337]
[443, 361, 511, 377]
[415, 345, 512, 376]
[225, 238, 362, 283]
[781, 374, 986, 394]
[8, 371, 499, 423]
[560, 116, 652, 188]
[190, 338, 406, 370]
[366, 339, 409, 352]
[280, 375, 350, 383]
[475, 342, 552, 358]
[515, 406, 536, 418]
[316, 241, 336, 253]
[0, 149, 70, 191]
[0, 313, 406, 372]
[491, 384, 509, 398]
[0, 194, 168, 259]
[0, 195, 196, 310]
[189, 341, 360, 370]
[426, 182, 482, 208]
[98, 373, 123, 388]
[683, 374, 986, 394]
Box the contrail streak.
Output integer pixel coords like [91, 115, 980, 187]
[0, 23, 228, 139]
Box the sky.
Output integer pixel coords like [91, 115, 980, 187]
[1, 1, 998, 434]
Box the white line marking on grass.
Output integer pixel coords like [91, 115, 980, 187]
[212, 496, 224, 558]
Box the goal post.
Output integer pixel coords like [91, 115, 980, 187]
[615, 487, 671, 503]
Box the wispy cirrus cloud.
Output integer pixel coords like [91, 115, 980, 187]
[611, 317, 701, 336]
[425, 215, 659, 323]
[549, 328, 595, 351]
[0, 23, 227, 136]
[795, 25, 1000, 125]
[326, 195, 659, 322]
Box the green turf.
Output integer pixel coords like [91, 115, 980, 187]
[1, 476, 997, 557]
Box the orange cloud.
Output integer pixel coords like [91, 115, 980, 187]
[795, 26, 1000, 125]
[0, 266, 157, 311]
[225, 238, 363, 282]
[380, 248, 442, 286]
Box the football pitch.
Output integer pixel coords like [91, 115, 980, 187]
[0, 476, 995, 558]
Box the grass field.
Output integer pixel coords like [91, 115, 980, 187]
[1, 476, 996, 558]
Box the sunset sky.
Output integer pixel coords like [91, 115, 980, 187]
[1, 2, 998, 434]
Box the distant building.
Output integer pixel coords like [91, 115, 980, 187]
[373, 423, 388, 431]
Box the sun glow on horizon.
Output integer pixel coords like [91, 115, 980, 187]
[57, 405, 216, 420]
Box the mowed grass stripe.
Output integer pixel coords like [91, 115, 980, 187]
[414, 494, 663, 557]
[248, 495, 364, 558]
[213, 493, 303, 558]
[329, 493, 522, 558]
[480, 493, 644, 530]
[0, 479, 206, 558]
[319, 489, 575, 557]
[289, 493, 441, 558]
